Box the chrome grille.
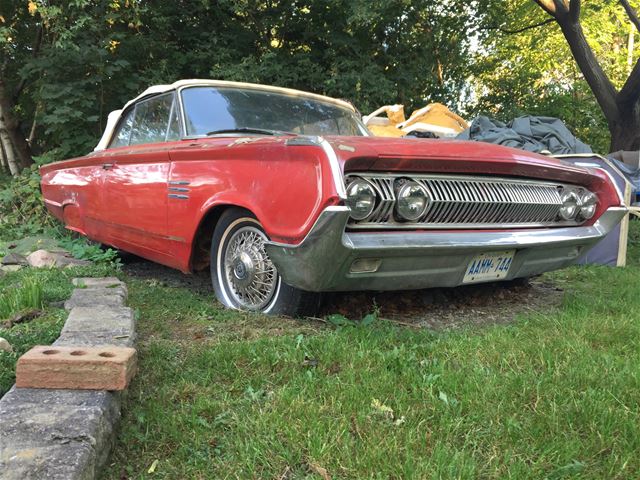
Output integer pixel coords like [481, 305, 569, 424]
[346, 173, 572, 229]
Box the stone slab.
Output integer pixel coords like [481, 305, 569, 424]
[0, 391, 120, 480]
[16, 346, 137, 391]
[64, 288, 127, 310]
[54, 331, 135, 348]
[61, 306, 135, 335]
[72, 277, 123, 289]
[1, 252, 28, 266]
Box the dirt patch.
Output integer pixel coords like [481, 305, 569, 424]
[121, 255, 211, 293]
[321, 279, 563, 330]
[121, 255, 563, 331]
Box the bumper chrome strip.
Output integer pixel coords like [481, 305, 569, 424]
[265, 206, 627, 292]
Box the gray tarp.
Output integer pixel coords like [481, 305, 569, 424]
[457, 116, 593, 155]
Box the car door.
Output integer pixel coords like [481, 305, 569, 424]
[101, 92, 181, 263]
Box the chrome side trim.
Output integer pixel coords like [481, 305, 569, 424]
[285, 136, 323, 147]
[320, 138, 347, 199]
[168, 194, 189, 200]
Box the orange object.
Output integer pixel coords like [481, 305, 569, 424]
[16, 345, 137, 391]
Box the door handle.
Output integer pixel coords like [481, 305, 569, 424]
[102, 163, 114, 170]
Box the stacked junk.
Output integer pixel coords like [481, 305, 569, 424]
[363, 104, 640, 267]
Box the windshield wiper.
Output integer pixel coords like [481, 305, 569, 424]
[205, 128, 291, 136]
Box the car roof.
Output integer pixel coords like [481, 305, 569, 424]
[124, 79, 356, 112]
[95, 79, 356, 151]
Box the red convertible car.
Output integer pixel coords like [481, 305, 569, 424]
[40, 80, 626, 315]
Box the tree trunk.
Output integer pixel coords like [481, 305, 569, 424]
[0, 79, 32, 169]
[0, 129, 21, 176]
[0, 135, 7, 172]
[609, 101, 640, 151]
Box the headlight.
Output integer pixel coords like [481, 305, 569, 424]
[559, 189, 581, 220]
[396, 181, 429, 221]
[579, 191, 597, 220]
[346, 178, 377, 221]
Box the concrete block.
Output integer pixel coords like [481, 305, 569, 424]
[61, 306, 134, 336]
[16, 345, 137, 391]
[72, 277, 125, 291]
[0, 392, 120, 479]
[64, 287, 126, 310]
[54, 331, 135, 348]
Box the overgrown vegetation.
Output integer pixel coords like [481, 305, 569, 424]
[0, 166, 56, 238]
[0, 277, 43, 319]
[0, 167, 120, 264]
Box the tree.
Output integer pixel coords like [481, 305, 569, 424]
[0, 0, 41, 171]
[533, 0, 640, 152]
[468, 1, 620, 153]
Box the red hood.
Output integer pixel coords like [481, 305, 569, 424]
[325, 136, 595, 186]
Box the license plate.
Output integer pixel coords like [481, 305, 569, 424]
[463, 250, 515, 284]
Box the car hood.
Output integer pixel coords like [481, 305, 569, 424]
[324, 135, 597, 185]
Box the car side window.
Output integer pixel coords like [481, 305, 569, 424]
[130, 93, 176, 146]
[109, 109, 135, 148]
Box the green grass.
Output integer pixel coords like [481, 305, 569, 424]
[0, 277, 44, 318]
[2, 221, 638, 478]
[101, 222, 640, 479]
[0, 263, 118, 395]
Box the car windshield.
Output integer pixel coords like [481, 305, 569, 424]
[181, 86, 368, 137]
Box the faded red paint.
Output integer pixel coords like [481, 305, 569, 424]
[40, 135, 622, 273]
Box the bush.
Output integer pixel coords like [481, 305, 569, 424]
[0, 166, 56, 240]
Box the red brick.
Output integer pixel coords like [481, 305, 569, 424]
[16, 345, 137, 391]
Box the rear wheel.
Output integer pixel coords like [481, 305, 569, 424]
[210, 208, 320, 316]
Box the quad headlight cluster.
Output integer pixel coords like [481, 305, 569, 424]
[345, 176, 599, 225]
[559, 187, 598, 221]
[345, 176, 431, 222]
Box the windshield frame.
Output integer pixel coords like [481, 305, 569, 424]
[177, 85, 370, 139]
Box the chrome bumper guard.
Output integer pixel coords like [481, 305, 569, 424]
[265, 206, 628, 292]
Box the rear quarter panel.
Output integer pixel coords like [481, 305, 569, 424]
[40, 155, 106, 238]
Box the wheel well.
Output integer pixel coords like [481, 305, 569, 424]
[189, 205, 253, 271]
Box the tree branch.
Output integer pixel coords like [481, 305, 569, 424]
[569, 0, 581, 23]
[557, 19, 619, 121]
[483, 18, 556, 35]
[620, 0, 640, 33]
[619, 58, 640, 104]
[533, 0, 559, 17]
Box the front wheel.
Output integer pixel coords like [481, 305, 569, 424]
[210, 208, 320, 317]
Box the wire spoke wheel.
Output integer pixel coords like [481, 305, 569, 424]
[222, 225, 278, 310]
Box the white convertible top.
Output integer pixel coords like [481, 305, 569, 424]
[94, 79, 356, 151]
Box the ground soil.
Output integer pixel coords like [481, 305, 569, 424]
[122, 256, 563, 331]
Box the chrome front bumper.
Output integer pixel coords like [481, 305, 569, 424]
[265, 206, 628, 292]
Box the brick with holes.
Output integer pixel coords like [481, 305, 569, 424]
[15, 345, 137, 391]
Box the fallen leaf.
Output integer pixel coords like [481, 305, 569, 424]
[309, 461, 330, 480]
[148, 459, 159, 474]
